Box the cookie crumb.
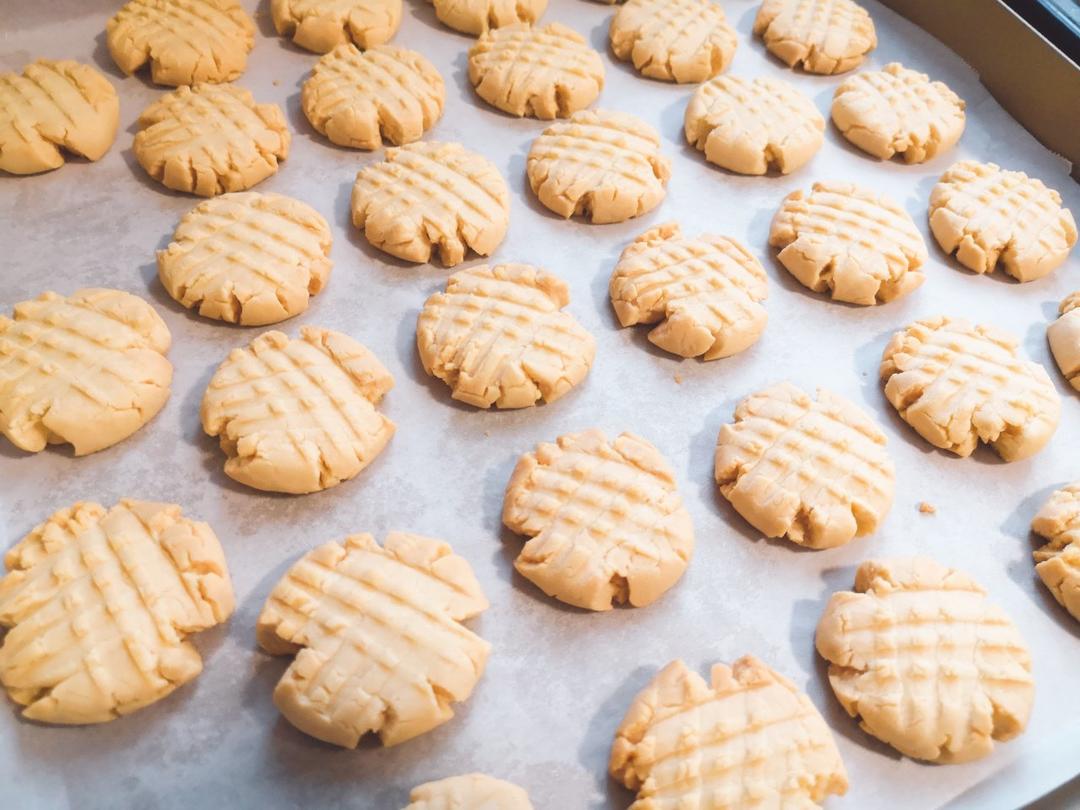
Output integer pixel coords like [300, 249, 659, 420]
[674, 373, 683, 384]
[272, 79, 280, 87]
[918, 502, 936, 515]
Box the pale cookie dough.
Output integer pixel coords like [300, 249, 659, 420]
[429, 0, 547, 36]
[609, 0, 737, 83]
[684, 75, 823, 175]
[468, 23, 604, 119]
[754, 0, 876, 74]
[257, 532, 489, 748]
[134, 84, 290, 197]
[610, 223, 768, 360]
[0, 500, 234, 724]
[929, 160, 1078, 282]
[611, 657, 848, 808]
[107, 0, 255, 85]
[417, 264, 595, 408]
[0, 60, 118, 175]
[271, 0, 402, 53]
[1048, 291, 1080, 391]
[881, 316, 1060, 461]
[503, 429, 693, 610]
[0, 289, 171, 456]
[302, 44, 444, 149]
[1031, 483, 1080, 622]
[405, 774, 533, 810]
[526, 109, 671, 224]
[769, 181, 927, 305]
[201, 327, 395, 494]
[351, 141, 510, 265]
[831, 62, 965, 163]
[816, 557, 1034, 763]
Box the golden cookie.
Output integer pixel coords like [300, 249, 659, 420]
[1048, 291, 1080, 391]
[609, 0, 737, 83]
[429, 0, 547, 36]
[405, 774, 533, 810]
[754, 0, 876, 74]
[1032, 483, 1080, 622]
[271, 0, 402, 53]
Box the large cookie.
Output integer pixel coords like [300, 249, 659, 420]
[429, 0, 547, 36]
[271, 0, 402, 53]
[753, 0, 876, 74]
[1031, 483, 1080, 622]
[405, 774, 533, 810]
[1048, 291, 1080, 391]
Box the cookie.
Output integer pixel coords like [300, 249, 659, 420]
[1048, 291, 1080, 391]
[929, 160, 1078, 282]
[0, 60, 119, 175]
[106, 0, 255, 85]
[684, 75, 823, 175]
[526, 109, 671, 223]
[754, 0, 876, 74]
[769, 181, 927, 305]
[200, 327, 395, 494]
[0, 500, 234, 724]
[429, 0, 547, 36]
[503, 430, 693, 610]
[351, 141, 510, 266]
[881, 316, 1060, 461]
[405, 775, 533, 810]
[0, 289, 171, 456]
[816, 557, 1034, 763]
[257, 532, 489, 748]
[1031, 483, 1080, 622]
[610, 223, 768, 360]
[611, 657, 848, 807]
[609, 0, 736, 83]
[467, 23, 604, 119]
[134, 84, 290, 197]
[302, 44, 444, 149]
[831, 62, 965, 163]
[271, 0, 402, 53]
[417, 264, 595, 408]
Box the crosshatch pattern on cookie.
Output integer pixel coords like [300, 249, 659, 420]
[753, 0, 876, 74]
[430, 0, 547, 36]
[1031, 483, 1080, 622]
[610, 0, 737, 83]
[271, 0, 403, 52]
[1048, 291, 1080, 391]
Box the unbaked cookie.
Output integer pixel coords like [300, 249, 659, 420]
[257, 532, 489, 747]
[609, 0, 737, 83]
[881, 316, 1060, 461]
[503, 429, 693, 610]
[769, 181, 927, 305]
[754, 0, 876, 74]
[417, 264, 595, 408]
[405, 774, 533, 810]
[1031, 483, 1080, 622]
[0, 289, 171, 456]
[201, 327, 394, 494]
[134, 84, 290, 197]
[430, 0, 547, 36]
[816, 557, 1034, 763]
[271, 0, 402, 53]
[1048, 291, 1080, 391]
[0, 499, 234, 724]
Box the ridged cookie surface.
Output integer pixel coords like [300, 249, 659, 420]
[1048, 291, 1080, 391]
[430, 0, 547, 36]
[609, 0, 737, 83]
[405, 774, 533, 810]
[753, 0, 876, 74]
[271, 0, 402, 53]
[1031, 483, 1080, 622]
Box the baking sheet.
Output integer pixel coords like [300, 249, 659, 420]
[2, 1, 1079, 808]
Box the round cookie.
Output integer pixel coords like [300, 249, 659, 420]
[503, 430, 693, 610]
[769, 181, 927, 305]
[271, 0, 402, 53]
[430, 0, 547, 36]
[754, 0, 876, 74]
[526, 109, 671, 224]
[405, 775, 533, 810]
[467, 23, 604, 119]
[880, 315, 1060, 461]
[1048, 291, 1080, 391]
[133, 84, 290, 197]
[684, 75, 824, 175]
[1031, 483, 1080, 622]
[157, 192, 333, 326]
[417, 264, 595, 408]
[816, 557, 1034, 763]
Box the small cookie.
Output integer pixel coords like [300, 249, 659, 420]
[816, 557, 1033, 763]
[610, 223, 768, 360]
[201, 327, 395, 494]
[832, 62, 965, 163]
[526, 109, 671, 223]
[503, 429, 693, 610]
[134, 84, 290, 197]
[1048, 291, 1080, 391]
[0, 500, 234, 724]
[0, 60, 119, 175]
[429, 0, 547, 36]
[769, 182, 927, 305]
[611, 657, 848, 807]
[405, 775, 533, 810]
[929, 160, 1078, 282]
[158, 192, 332, 326]
[0, 289, 171, 456]
[1031, 483, 1080, 622]
[754, 0, 876, 74]
[271, 0, 402, 53]
[351, 141, 510, 266]
[468, 23, 604, 119]
[881, 316, 1060, 461]
[417, 264, 595, 408]
[257, 532, 489, 748]
[609, 0, 737, 83]
[684, 75, 823, 175]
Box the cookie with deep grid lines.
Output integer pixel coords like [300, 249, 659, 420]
[503, 429, 693, 610]
[468, 23, 604, 119]
[430, 0, 547, 36]
[610, 656, 848, 808]
[351, 141, 510, 266]
[271, 0, 402, 53]
[200, 327, 395, 494]
[1048, 291, 1080, 392]
[417, 264, 595, 409]
[406, 774, 533, 810]
[0, 499, 234, 724]
[816, 557, 1034, 763]
[257, 531, 489, 748]
[609, 0, 737, 83]
[0, 60, 119, 175]
[0, 289, 171, 456]
[526, 109, 671, 224]
[753, 0, 876, 74]
[929, 161, 1078, 282]
[769, 181, 927, 305]
[133, 84, 289, 197]
[1032, 483, 1080, 622]
[880, 316, 1060, 461]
